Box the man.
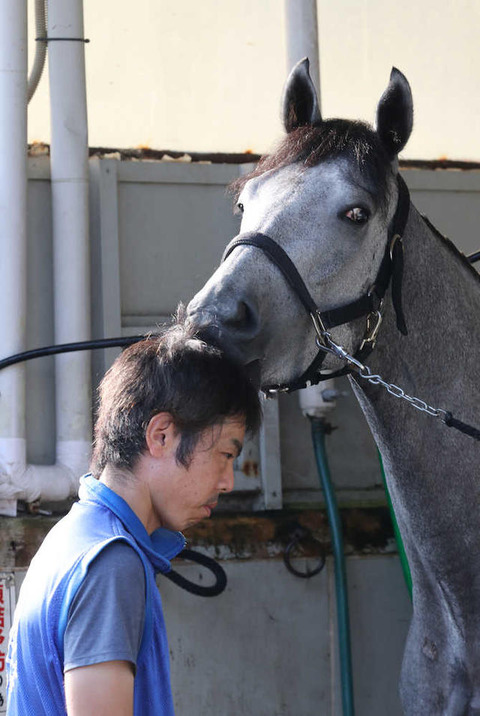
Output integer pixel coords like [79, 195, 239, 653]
[6, 324, 261, 715]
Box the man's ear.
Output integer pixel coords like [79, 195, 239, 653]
[145, 412, 177, 457]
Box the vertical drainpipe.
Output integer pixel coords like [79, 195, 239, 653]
[48, 0, 92, 485]
[0, 0, 91, 511]
[284, 0, 321, 105]
[0, 0, 28, 516]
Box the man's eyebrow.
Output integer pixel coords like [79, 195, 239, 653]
[231, 439, 243, 457]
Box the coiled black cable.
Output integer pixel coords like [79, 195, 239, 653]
[165, 549, 227, 597]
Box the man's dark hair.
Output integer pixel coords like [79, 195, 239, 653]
[90, 322, 262, 476]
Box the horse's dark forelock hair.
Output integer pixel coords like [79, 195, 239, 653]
[230, 119, 394, 210]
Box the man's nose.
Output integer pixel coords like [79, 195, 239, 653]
[220, 464, 235, 494]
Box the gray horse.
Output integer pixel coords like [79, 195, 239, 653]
[187, 59, 480, 714]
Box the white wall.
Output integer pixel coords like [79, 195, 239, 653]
[27, 0, 480, 159]
[318, 0, 480, 161]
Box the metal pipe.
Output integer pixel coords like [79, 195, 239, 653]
[12, 0, 92, 505]
[0, 0, 91, 510]
[0, 0, 28, 515]
[47, 0, 92, 486]
[28, 0, 47, 102]
[284, 0, 321, 107]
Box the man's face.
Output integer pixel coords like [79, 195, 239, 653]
[151, 417, 246, 532]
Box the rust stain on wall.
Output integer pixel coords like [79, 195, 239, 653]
[0, 507, 396, 569]
[241, 460, 259, 477]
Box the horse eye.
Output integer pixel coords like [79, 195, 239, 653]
[236, 202, 245, 214]
[345, 207, 369, 224]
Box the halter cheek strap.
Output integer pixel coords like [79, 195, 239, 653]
[221, 174, 411, 394]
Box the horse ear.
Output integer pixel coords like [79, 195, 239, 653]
[376, 67, 413, 158]
[282, 58, 322, 133]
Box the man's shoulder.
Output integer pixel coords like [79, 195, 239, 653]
[69, 539, 146, 611]
[89, 539, 145, 576]
[64, 541, 146, 673]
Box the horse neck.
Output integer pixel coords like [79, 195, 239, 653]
[353, 202, 480, 444]
[351, 202, 480, 603]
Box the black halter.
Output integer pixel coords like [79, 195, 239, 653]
[222, 174, 411, 394]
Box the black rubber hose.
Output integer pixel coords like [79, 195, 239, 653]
[164, 549, 227, 597]
[0, 336, 146, 371]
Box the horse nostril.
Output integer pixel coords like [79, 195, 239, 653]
[187, 291, 260, 344]
[225, 300, 252, 327]
[224, 300, 259, 336]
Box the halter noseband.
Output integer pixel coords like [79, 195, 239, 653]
[221, 174, 411, 394]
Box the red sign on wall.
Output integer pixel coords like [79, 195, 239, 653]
[0, 574, 15, 713]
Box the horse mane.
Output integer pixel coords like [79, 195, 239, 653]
[230, 119, 393, 207]
[421, 213, 480, 285]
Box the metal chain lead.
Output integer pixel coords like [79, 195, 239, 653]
[313, 322, 448, 422]
[355, 364, 446, 418]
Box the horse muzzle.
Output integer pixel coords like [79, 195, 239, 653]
[187, 284, 263, 367]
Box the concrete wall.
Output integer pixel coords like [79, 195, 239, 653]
[162, 556, 411, 716]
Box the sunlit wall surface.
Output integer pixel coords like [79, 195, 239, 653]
[27, 0, 480, 160]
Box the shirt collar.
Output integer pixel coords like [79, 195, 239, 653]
[79, 473, 186, 572]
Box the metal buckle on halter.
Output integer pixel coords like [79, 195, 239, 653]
[310, 310, 335, 353]
[359, 307, 384, 351]
[309, 311, 351, 363]
[265, 385, 291, 397]
[389, 234, 403, 261]
[367, 282, 383, 313]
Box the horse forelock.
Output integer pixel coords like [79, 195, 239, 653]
[230, 119, 393, 209]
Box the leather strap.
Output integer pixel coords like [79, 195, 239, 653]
[223, 234, 318, 314]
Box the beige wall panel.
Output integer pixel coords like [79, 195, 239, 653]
[28, 0, 286, 154]
[27, 1, 479, 159]
[317, 0, 480, 161]
[116, 164, 242, 318]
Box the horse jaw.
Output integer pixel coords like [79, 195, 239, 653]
[188, 159, 398, 389]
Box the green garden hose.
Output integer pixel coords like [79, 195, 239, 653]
[310, 417, 355, 716]
[378, 451, 412, 599]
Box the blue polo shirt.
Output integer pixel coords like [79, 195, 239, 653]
[6, 474, 185, 715]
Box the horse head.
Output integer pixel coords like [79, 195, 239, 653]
[187, 59, 413, 390]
